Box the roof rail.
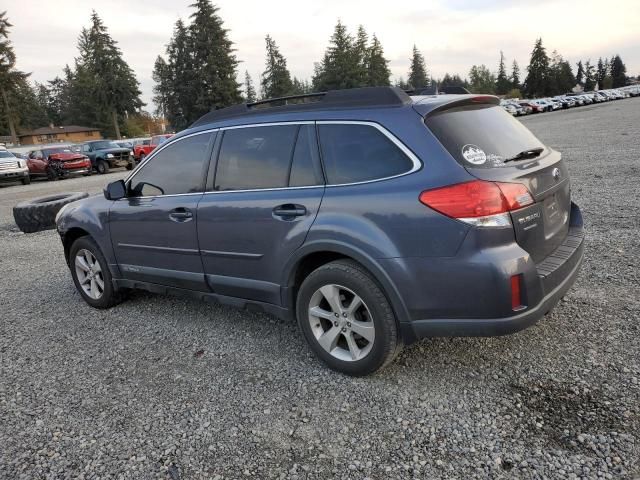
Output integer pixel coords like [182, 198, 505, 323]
[191, 86, 412, 127]
[406, 85, 471, 96]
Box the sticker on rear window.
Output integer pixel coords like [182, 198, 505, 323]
[461, 144, 487, 165]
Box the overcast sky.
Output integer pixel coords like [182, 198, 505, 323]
[8, 0, 640, 109]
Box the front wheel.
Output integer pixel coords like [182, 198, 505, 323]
[69, 236, 122, 309]
[296, 260, 401, 376]
[96, 160, 109, 174]
[21, 176, 31, 185]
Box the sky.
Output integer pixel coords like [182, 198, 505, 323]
[7, 0, 640, 110]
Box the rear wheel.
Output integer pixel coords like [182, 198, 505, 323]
[21, 176, 30, 185]
[296, 260, 401, 376]
[96, 160, 109, 174]
[69, 236, 122, 309]
[46, 166, 58, 181]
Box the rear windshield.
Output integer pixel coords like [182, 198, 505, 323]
[425, 104, 545, 168]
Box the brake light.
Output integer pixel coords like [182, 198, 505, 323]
[419, 180, 533, 227]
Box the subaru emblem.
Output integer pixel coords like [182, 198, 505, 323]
[552, 168, 561, 181]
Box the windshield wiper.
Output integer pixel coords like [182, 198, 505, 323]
[503, 147, 544, 163]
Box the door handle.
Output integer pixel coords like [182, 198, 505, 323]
[273, 204, 307, 218]
[169, 208, 193, 222]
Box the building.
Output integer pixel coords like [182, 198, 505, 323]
[18, 125, 102, 145]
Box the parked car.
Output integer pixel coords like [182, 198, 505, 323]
[133, 134, 173, 163]
[0, 146, 30, 185]
[26, 145, 91, 180]
[56, 87, 585, 375]
[519, 100, 543, 113]
[79, 140, 134, 174]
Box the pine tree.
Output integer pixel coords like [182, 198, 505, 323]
[395, 77, 410, 90]
[367, 34, 390, 86]
[495, 51, 511, 95]
[260, 35, 293, 99]
[468, 65, 496, 94]
[290, 77, 311, 95]
[164, 19, 192, 131]
[596, 58, 607, 88]
[244, 71, 257, 103]
[408, 45, 429, 88]
[610, 55, 627, 87]
[575, 60, 585, 86]
[152, 55, 170, 117]
[188, 0, 241, 118]
[511, 60, 521, 90]
[549, 51, 575, 95]
[353, 25, 369, 86]
[584, 60, 596, 90]
[523, 38, 550, 98]
[312, 21, 360, 91]
[0, 11, 28, 142]
[439, 73, 468, 89]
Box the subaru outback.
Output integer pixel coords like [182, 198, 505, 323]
[56, 87, 584, 376]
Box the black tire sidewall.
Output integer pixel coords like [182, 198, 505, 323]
[69, 236, 117, 309]
[97, 160, 108, 174]
[296, 261, 398, 376]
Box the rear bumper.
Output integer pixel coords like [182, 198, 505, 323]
[396, 202, 584, 343]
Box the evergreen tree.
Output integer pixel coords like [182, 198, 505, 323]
[511, 60, 521, 90]
[408, 45, 429, 88]
[74, 11, 143, 138]
[312, 21, 360, 91]
[575, 60, 585, 86]
[468, 65, 496, 94]
[439, 73, 468, 89]
[163, 19, 192, 131]
[367, 34, 390, 86]
[152, 55, 170, 117]
[354, 25, 369, 86]
[260, 35, 293, 99]
[244, 71, 257, 102]
[495, 51, 511, 95]
[395, 77, 410, 90]
[0, 11, 28, 142]
[187, 0, 241, 119]
[596, 58, 607, 88]
[584, 60, 596, 90]
[523, 38, 550, 98]
[610, 54, 627, 87]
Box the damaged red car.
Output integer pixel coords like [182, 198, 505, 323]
[27, 146, 92, 180]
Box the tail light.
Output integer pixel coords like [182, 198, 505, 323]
[419, 180, 534, 227]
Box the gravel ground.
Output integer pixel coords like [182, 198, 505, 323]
[1, 99, 639, 480]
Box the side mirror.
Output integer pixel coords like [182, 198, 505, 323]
[104, 180, 127, 200]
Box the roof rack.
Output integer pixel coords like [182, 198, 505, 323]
[191, 86, 412, 127]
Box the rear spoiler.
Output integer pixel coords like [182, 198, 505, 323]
[413, 95, 500, 119]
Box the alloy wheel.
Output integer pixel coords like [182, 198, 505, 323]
[307, 284, 375, 362]
[74, 249, 105, 299]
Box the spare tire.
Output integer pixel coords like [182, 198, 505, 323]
[13, 192, 89, 233]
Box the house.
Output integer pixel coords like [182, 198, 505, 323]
[18, 125, 102, 145]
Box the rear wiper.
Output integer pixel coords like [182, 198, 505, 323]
[503, 147, 544, 163]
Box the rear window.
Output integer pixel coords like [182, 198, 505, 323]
[425, 105, 545, 168]
[318, 124, 414, 184]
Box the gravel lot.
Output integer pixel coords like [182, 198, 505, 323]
[1, 99, 639, 480]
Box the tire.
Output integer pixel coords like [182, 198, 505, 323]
[96, 160, 109, 174]
[69, 236, 122, 309]
[12, 192, 89, 234]
[46, 166, 58, 181]
[21, 176, 31, 185]
[296, 260, 401, 376]
[125, 162, 133, 170]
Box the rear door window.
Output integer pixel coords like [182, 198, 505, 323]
[425, 105, 545, 168]
[318, 123, 414, 184]
[215, 124, 321, 191]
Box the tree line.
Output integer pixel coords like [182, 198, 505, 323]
[0, 2, 636, 141]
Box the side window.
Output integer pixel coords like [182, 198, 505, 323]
[289, 125, 323, 187]
[215, 125, 298, 191]
[318, 124, 415, 184]
[130, 133, 213, 197]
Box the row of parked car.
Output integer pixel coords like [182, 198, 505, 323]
[500, 86, 640, 116]
[0, 134, 173, 186]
